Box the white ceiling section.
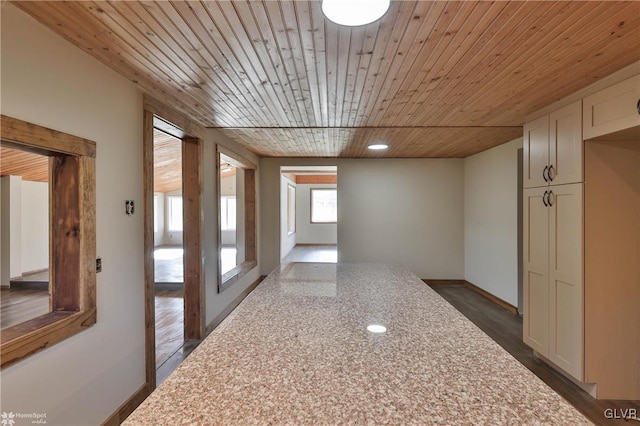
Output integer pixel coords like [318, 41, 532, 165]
[12, 1, 640, 158]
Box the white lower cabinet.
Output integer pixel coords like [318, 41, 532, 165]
[523, 183, 583, 381]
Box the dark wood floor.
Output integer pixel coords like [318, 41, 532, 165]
[155, 289, 183, 369]
[430, 283, 640, 426]
[1, 287, 50, 328]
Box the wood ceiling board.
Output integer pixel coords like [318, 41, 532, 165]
[0, 147, 49, 182]
[12, 1, 640, 158]
[220, 126, 523, 158]
[153, 129, 182, 193]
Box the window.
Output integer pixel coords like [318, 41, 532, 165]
[0, 115, 96, 369]
[167, 196, 183, 231]
[287, 184, 296, 235]
[154, 194, 160, 233]
[311, 189, 337, 223]
[221, 196, 237, 230]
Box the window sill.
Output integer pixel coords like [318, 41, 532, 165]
[219, 260, 258, 293]
[1, 309, 96, 369]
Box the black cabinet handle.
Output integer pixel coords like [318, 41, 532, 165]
[543, 165, 549, 182]
[548, 165, 555, 182]
[548, 190, 554, 207]
[543, 190, 549, 207]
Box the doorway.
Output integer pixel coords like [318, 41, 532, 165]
[143, 110, 204, 390]
[279, 166, 338, 264]
[152, 129, 184, 370]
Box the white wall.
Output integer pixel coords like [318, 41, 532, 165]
[280, 175, 296, 259]
[464, 138, 522, 306]
[1, 5, 145, 424]
[21, 181, 49, 273]
[338, 159, 464, 279]
[261, 158, 465, 279]
[295, 183, 337, 245]
[0, 175, 22, 284]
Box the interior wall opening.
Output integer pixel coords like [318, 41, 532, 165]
[152, 128, 184, 372]
[0, 146, 50, 328]
[279, 166, 338, 264]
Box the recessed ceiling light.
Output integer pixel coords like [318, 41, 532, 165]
[367, 324, 387, 333]
[321, 0, 391, 27]
[367, 143, 389, 151]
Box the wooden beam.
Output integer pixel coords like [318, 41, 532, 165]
[182, 136, 204, 340]
[142, 109, 157, 390]
[0, 310, 96, 369]
[296, 175, 337, 184]
[143, 96, 205, 139]
[1, 115, 96, 158]
[51, 155, 81, 312]
[244, 169, 257, 263]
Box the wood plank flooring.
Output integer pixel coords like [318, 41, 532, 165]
[0, 287, 50, 328]
[282, 244, 338, 263]
[154, 289, 183, 368]
[429, 283, 640, 426]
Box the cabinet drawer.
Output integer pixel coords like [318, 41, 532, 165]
[583, 75, 640, 140]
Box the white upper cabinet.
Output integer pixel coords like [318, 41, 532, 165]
[524, 100, 582, 188]
[523, 115, 550, 188]
[583, 75, 640, 140]
[549, 101, 583, 186]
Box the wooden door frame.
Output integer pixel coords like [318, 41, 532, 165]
[143, 97, 205, 391]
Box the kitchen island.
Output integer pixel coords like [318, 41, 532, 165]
[125, 263, 590, 425]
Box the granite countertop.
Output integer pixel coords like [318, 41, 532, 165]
[125, 263, 591, 425]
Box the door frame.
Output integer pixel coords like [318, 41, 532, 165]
[143, 97, 205, 390]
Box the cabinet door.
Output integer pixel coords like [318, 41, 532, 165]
[523, 115, 549, 188]
[583, 75, 640, 140]
[548, 183, 583, 380]
[523, 187, 549, 354]
[550, 101, 582, 186]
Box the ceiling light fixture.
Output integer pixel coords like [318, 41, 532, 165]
[367, 324, 387, 333]
[321, 0, 391, 27]
[367, 143, 389, 151]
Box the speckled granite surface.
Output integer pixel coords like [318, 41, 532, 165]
[125, 263, 591, 425]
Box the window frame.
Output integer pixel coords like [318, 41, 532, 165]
[310, 188, 338, 224]
[0, 115, 97, 369]
[217, 145, 257, 292]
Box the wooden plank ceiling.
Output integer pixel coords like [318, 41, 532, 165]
[12, 1, 640, 158]
[153, 129, 182, 193]
[0, 146, 49, 182]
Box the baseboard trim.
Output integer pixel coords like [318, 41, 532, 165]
[205, 275, 266, 335]
[101, 383, 150, 426]
[294, 243, 337, 246]
[463, 281, 517, 315]
[423, 279, 517, 315]
[422, 279, 466, 286]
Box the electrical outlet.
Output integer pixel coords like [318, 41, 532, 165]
[125, 200, 135, 216]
